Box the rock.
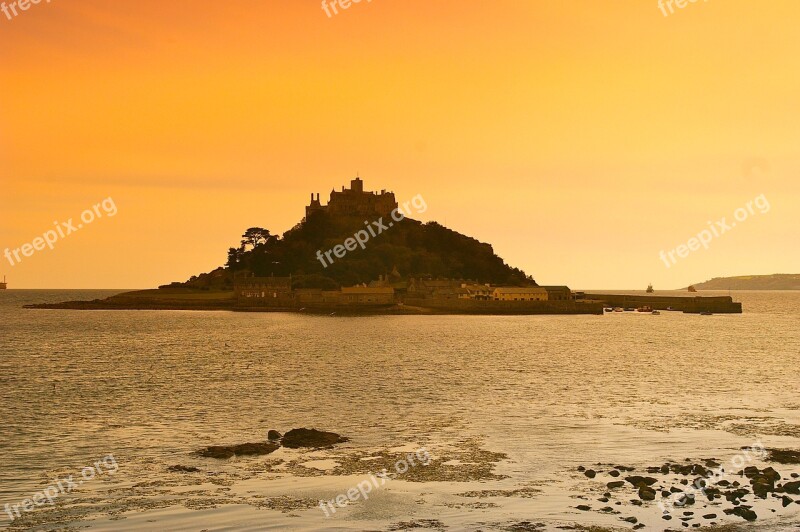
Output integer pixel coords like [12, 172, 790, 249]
[633, 524, 645, 530]
[609, 470, 621, 477]
[724, 488, 750, 503]
[631, 499, 643, 506]
[782, 496, 793, 507]
[281, 428, 349, 448]
[597, 497, 609, 502]
[662, 490, 671, 498]
[607, 481, 625, 489]
[625, 476, 658, 488]
[743, 466, 760, 478]
[168, 465, 201, 473]
[751, 475, 775, 498]
[584, 469, 597, 478]
[577, 465, 586, 472]
[621, 516, 637, 524]
[576, 505, 591, 511]
[793, 473, 799, 478]
[198, 441, 279, 459]
[703, 513, 716, 519]
[767, 449, 800, 464]
[782, 481, 800, 495]
[762, 466, 781, 483]
[662, 514, 672, 520]
[639, 486, 657, 501]
[615, 465, 636, 471]
[727, 506, 757, 521]
[267, 430, 282, 441]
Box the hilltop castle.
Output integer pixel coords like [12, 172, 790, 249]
[306, 177, 397, 219]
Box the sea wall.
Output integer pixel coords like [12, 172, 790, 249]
[583, 294, 742, 314]
[404, 298, 604, 315]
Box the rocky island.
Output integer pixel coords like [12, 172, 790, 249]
[26, 177, 741, 315]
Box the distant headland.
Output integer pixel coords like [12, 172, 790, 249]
[690, 274, 800, 291]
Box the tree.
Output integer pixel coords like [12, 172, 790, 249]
[240, 227, 272, 251]
[226, 247, 242, 269]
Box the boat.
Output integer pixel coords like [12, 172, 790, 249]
[652, 310, 661, 315]
[604, 307, 614, 313]
[613, 307, 624, 312]
[624, 307, 635, 312]
[688, 285, 697, 293]
[637, 306, 653, 313]
[646, 283, 654, 293]
[0, 276, 6, 290]
[666, 306, 675, 311]
[700, 311, 713, 316]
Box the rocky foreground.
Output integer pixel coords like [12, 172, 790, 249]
[574, 447, 800, 529]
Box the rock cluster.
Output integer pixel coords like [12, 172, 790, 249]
[575, 451, 800, 527]
[197, 428, 348, 459]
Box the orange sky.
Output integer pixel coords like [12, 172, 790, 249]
[1, 0, 798, 289]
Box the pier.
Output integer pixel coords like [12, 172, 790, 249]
[583, 293, 742, 314]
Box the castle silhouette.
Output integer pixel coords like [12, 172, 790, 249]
[306, 177, 397, 219]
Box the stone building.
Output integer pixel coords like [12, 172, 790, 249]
[234, 276, 292, 305]
[340, 286, 395, 305]
[541, 286, 573, 301]
[492, 287, 549, 301]
[306, 177, 398, 219]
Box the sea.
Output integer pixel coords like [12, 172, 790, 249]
[1, 290, 799, 531]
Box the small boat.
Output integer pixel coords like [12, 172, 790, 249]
[700, 311, 713, 316]
[688, 285, 698, 293]
[637, 306, 653, 313]
[604, 308, 614, 313]
[0, 275, 6, 290]
[614, 307, 624, 312]
[646, 283, 654, 293]
[652, 310, 661, 315]
[624, 307, 635, 312]
[666, 306, 675, 311]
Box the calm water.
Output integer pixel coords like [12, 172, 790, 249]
[1, 290, 799, 531]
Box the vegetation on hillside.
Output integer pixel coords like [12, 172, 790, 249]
[175, 211, 533, 290]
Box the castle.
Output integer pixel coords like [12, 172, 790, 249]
[306, 177, 398, 219]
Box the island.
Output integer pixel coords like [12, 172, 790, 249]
[26, 177, 742, 315]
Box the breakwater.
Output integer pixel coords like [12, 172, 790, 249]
[583, 294, 742, 313]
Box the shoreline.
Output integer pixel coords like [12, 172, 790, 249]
[20, 288, 743, 315]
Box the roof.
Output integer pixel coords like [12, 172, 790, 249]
[341, 287, 394, 294]
[492, 287, 548, 294]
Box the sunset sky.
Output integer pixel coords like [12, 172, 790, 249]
[1, 0, 798, 289]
